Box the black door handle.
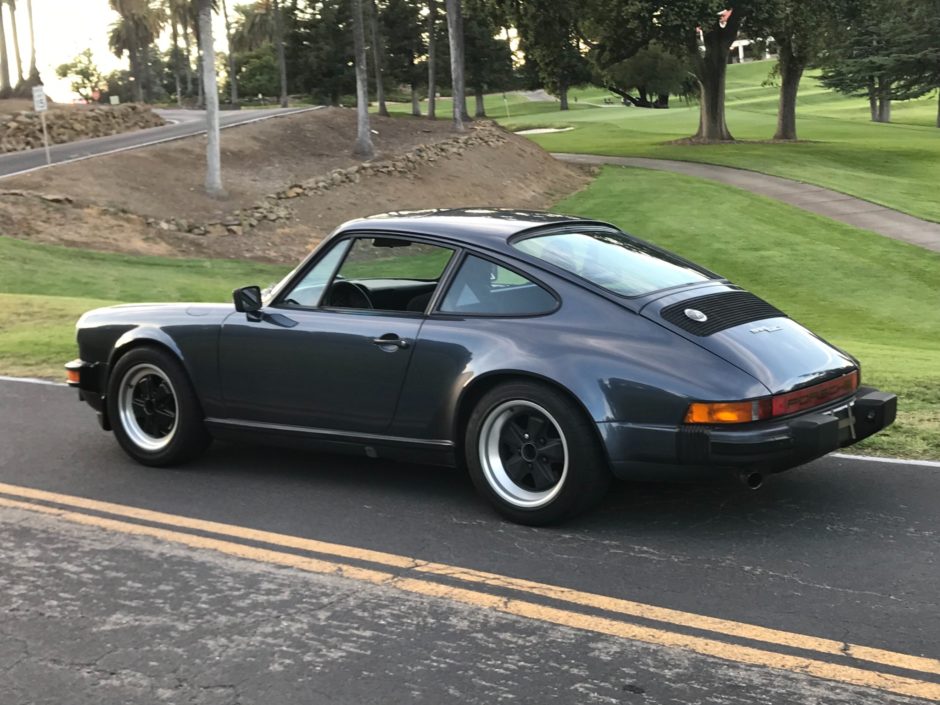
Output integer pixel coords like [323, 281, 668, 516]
[372, 334, 409, 349]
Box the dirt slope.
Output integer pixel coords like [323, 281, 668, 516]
[0, 108, 590, 263]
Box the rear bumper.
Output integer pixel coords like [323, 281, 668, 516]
[600, 387, 897, 480]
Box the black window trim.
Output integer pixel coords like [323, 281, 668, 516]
[430, 249, 561, 320]
[508, 223, 720, 301]
[272, 231, 459, 317]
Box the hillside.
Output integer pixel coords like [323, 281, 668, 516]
[0, 108, 589, 263]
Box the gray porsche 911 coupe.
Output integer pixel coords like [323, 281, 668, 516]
[66, 209, 896, 524]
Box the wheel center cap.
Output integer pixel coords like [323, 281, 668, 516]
[521, 442, 537, 462]
[144, 399, 155, 414]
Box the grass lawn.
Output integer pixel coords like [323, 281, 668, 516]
[555, 166, 940, 459]
[0, 237, 287, 378]
[413, 62, 940, 223]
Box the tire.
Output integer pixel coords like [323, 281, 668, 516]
[106, 346, 211, 467]
[465, 381, 610, 525]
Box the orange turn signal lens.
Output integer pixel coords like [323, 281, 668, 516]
[684, 400, 769, 424]
[65, 368, 80, 385]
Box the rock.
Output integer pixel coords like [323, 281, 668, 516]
[39, 193, 73, 204]
[206, 223, 227, 237]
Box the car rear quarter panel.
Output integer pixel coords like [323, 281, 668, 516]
[390, 284, 770, 442]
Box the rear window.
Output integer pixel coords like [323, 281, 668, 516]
[513, 230, 713, 297]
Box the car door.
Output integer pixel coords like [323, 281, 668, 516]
[218, 234, 455, 434]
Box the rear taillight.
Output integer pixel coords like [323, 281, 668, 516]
[684, 371, 858, 424]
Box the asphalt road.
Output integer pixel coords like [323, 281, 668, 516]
[1, 379, 938, 704]
[0, 106, 321, 179]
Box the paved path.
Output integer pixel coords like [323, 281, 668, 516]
[554, 153, 940, 253]
[1, 378, 938, 703]
[0, 106, 322, 179]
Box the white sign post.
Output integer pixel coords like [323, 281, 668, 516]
[32, 86, 51, 165]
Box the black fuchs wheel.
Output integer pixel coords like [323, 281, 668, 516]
[465, 381, 611, 525]
[107, 347, 211, 466]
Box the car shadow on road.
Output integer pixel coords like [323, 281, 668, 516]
[191, 441, 908, 540]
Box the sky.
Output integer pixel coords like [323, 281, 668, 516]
[22, 0, 229, 103]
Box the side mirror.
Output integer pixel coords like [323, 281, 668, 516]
[233, 285, 263, 314]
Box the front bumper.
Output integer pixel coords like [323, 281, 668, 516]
[65, 358, 110, 430]
[600, 387, 897, 479]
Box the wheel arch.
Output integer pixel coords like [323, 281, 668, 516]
[453, 371, 608, 463]
[107, 329, 191, 386]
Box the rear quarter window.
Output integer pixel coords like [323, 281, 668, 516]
[439, 255, 557, 316]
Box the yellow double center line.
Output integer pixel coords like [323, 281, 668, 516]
[1, 480, 937, 701]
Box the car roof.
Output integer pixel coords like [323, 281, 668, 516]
[336, 208, 612, 250]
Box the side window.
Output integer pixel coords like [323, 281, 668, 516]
[280, 239, 351, 308]
[438, 255, 557, 316]
[325, 237, 454, 313]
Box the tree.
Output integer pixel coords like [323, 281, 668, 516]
[56, 49, 105, 103]
[894, 0, 940, 127]
[514, 0, 590, 111]
[351, 0, 375, 158]
[109, 0, 167, 103]
[818, 0, 911, 123]
[25, 0, 39, 85]
[0, 3, 11, 97]
[463, 0, 512, 117]
[287, 0, 354, 105]
[644, 2, 776, 140]
[379, 0, 425, 116]
[365, 0, 386, 116]
[272, 0, 288, 106]
[444, 0, 467, 128]
[198, 0, 223, 195]
[427, 0, 438, 119]
[6, 0, 24, 89]
[221, 0, 238, 104]
[599, 44, 689, 108]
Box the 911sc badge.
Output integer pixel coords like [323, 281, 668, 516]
[750, 325, 783, 334]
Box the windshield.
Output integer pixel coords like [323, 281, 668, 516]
[513, 230, 714, 297]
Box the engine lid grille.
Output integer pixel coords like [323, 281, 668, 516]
[660, 291, 786, 336]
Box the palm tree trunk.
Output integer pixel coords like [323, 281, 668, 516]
[198, 0, 223, 196]
[0, 7, 12, 98]
[369, 0, 388, 117]
[350, 0, 374, 159]
[444, 0, 465, 130]
[171, 20, 182, 106]
[427, 0, 436, 119]
[8, 0, 23, 87]
[25, 0, 38, 83]
[195, 19, 204, 108]
[183, 14, 194, 97]
[273, 0, 288, 107]
[221, 0, 238, 106]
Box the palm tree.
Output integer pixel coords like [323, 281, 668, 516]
[272, 0, 287, 107]
[369, 0, 388, 117]
[0, 4, 12, 98]
[351, 0, 374, 159]
[427, 0, 436, 119]
[444, 0, 465, 130]
[197, 0, 223, 195]
[25, 0, 38, 84]
[231, 1, 275, 53]
[5, 0, 24, 88]
[109, 0, 165, 103]
[165, 0, 190, 104]
[221, 0, 238, 105]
